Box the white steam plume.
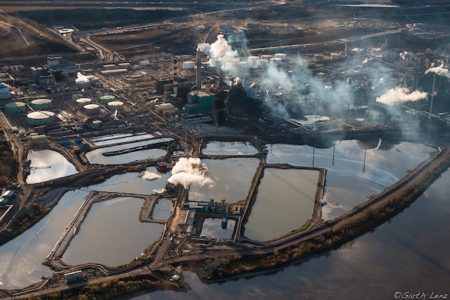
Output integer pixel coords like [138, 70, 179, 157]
[197, 34, 238, 70]
[425, 64, 450, 79]
[376, 87, 428, 106]
[168, 157, 214, 188]
[141, 171, 161, 181]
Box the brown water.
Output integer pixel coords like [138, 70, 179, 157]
[62, 197, 164, 267]
[189, 158, 260, 203]
[244, 168, 320, 242]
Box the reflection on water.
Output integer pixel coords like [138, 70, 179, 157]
[152, 198, 174, 221]
[86, 138, 172, 165]
[93, 133, 155, 146]
[189, 158, 260, 203]
[200, 218, 236, 240]
[0, 190, 88, 289]
[202, 142, 258, 156]
[267, 141, 434, 219]
[0, 167, 168, 289]
[62, 197, 164, 267]
[244, 169, 319, 242]
[130, 169, 450, 300]
[26, 150, 78, 184]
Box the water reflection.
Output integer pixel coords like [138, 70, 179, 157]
[189, 158, 260, 203]
[129, 170, 450, 300]
[244, 169, 319, 241]
[62, 197, 164, 267]
[202, 142, 258, 156]
[26, 150, 78, 184]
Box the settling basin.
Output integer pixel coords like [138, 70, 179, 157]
[86, 138, 172, 165]
[61, 197, 164, 267]
[26, 150, 78, 184]
[202, 141, 258, 156]
[189, 158, 260, 203]
[244, 168, 320, 242]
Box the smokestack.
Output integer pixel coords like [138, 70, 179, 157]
[196, 50, 202, 90]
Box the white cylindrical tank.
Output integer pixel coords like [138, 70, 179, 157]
[76, 97, 92, 106]
[84, 104, 100, 115]
[107, 101, 124, 110]
[182, 61, 195, 69]
[31, 98, 52, 110]
[274, 53, 287, 59]
[27, 111, 55, 126]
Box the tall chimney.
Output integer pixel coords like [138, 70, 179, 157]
[196, 50, 202, 90]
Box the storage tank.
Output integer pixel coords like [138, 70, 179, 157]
[5, 102, 27, 114]
[31, 98, 52, 110]
[99, 94, 115, 105]
[91, 120, 102, 129]
[182, 61, 195, 70]
[83, 104, 100, 115]
[274, 53, 287, 59]
[260, 55, 273, 60]
[0, 83, 12, 101]
[107, 101, 124, 110]
[27, 111, 55, 126]
[76, 97, 92, 106]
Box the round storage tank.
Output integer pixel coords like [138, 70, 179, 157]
[274, 53, 287, 59]
[27, 111, 55, 126]
[5, 102, 27, 114]
[31, 98, 52, 110]
[182, 61, 195, 69]
[108, 101, 124, 110]
[76, 97, 92, 106]
[0, 83, 12, 101]
[84, 104, 100, 115]
[92, 120, 102, 129]
[99, 95, 115, 105]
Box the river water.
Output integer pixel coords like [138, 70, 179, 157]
[129, 168, 450, 300]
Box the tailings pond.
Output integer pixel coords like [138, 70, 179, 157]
[202, 142, 258, 156]
[62, 197, 164, 267]
[244, 168, 320, 242]
[200, 218, 236, 240]
[189, 158, 260, 203]
[266, 140, 434, 219]
[0, 167, 168, 289]
[86, 137, 172, 165]
[26, 150, 78, 184]
[131, 168, 450, 300]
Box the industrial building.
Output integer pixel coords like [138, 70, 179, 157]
[184, 90, 215, 116]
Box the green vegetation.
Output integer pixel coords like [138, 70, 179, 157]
[0, 139, 18, 186]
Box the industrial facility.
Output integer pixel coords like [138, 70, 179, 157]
[0, 1, 449, 299]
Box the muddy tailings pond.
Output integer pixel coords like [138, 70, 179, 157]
[0, 167, 169, 289]
[244, 168, 320, 242]
[202, 141, 258, 156]
[62, 197, 164, 267]
[189, 158, 260, 203]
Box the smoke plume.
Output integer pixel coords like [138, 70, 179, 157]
[141, 171, 161, 181]
[376, 87, 428, 106]
[425, 64, 450, 79]
[168, 157, 214, 188]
